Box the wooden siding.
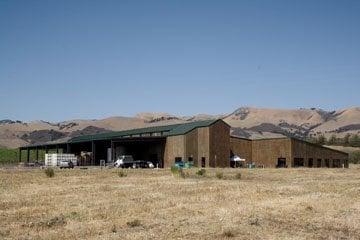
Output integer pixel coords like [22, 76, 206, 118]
[185, 128, 199, 166]
[163, 135, 185, 168]
[230, 137, 252, 165]
[252, 138, 292, 168]
[163, 120, 230, 168]
[196, 127, 210, 167]
[209, 121, 230, 167]
[291, 139, 349, 168]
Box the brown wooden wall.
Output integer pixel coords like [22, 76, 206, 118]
[209, 121, 230, 167]
[291, 139, 349, 168]
[163, 120, 349, 168]
[230, 137, 252, 164]
[163, 135, 185, 168]
[163, 127, 211, 168]
[252, 138, 292, 168]
[196, 127, 210, 167]
[163, 120, 230, 168]
[185, 128, 199, 166]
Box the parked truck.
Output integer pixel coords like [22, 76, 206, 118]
[114, 155, 154, 168]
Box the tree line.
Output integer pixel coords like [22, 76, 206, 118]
[306, 134, 360, 164]
[307, 133, 360, 147]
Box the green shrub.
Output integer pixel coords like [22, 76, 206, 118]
[40, 215, 66, 228]
[216, 172, 224, 179]
[350, 151, 360, 164]
[111, 224, 117, 233]
[234, 172, 241, 180]
[178, 168, 186, 178]
[126, 219, 141, 227]
[170, 166, 179, 175]
[44, 168, 55, 178]
[171, 166, 187, 178]
[223, 229, 235, 237]
[117, 171, 127, 177]
[196, 169, 206, 176]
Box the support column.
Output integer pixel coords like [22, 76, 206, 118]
[19, 149, 22, 162]
[45, 146, 49, 154]
[66, 144, 71, 154]
[91, 141, 96, 165]
[56, 145, 59, 154]
[27, 148, 30, 162]
[111, 140, 115, 162]
[36, 147, 39, 161]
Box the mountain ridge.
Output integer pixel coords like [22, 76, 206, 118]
[1, 107, 359, 148]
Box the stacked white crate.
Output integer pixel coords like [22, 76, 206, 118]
[45, 154, 57, 166]
[45, 153, 78, 167]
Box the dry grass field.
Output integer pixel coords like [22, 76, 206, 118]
[1, 166, 360, 240]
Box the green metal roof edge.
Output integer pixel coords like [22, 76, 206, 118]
[166, 119, 220, 136]
[69, 124, 181, 143]
[68, 119, 222, 143]
[20, 140, 69, 149]
[20, 119, 226, 148]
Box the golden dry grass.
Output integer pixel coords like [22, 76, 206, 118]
[1, 166, 360, 240]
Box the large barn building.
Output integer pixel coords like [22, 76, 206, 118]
[19, 119, 349, 168]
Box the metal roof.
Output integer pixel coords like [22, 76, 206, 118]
[20, 137, 71, 149]
[231, 135, 348, 155]
[20, 119, 224, 148]
[69, 119, 220, 143]
[20, 119, 222, 149]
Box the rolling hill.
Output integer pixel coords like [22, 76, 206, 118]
[1, 107, 359, 148]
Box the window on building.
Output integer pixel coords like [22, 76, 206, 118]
[317, 159, 322, 168]
[308, 158, 313, 168]
[201, 157, 206, 168]
[188, 157, 193, 162]
[175, 157, 182, 163]
[294, 158, 304, 167]
[325, 159, 330, 168]
[277, 158, 286, 168]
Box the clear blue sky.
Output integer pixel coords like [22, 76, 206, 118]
[0, 0, 359, 122]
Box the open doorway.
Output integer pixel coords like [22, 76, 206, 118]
[201, 157, 206, 168]
[277, 158, 287, 168]
[325, 159, 330, 168]
[308, 158, 313, 168]
[317, 159, 322, 167]
[113, 137, 165, 167]
[294, 158, 304, 167]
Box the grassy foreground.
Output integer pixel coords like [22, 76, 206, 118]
[1, 167, 360, 239]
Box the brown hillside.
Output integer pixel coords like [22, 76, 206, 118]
[1, 107, 359, 148]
